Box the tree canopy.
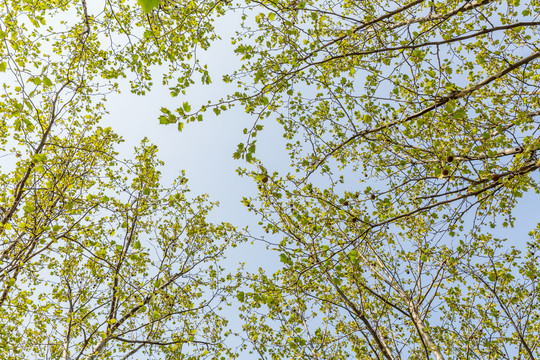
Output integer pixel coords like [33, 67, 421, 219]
[0, 1, 240, 358]
[223, 0, 540, 358]
[1, 0, 540, 359]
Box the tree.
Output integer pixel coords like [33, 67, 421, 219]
[191, 0, 540, 358]
[0, 1, 242, 359]
[3, 0, 540, 359]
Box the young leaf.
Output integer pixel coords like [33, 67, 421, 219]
[138, 0, 159, 14]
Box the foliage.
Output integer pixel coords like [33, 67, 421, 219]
[3, 0, 540, 359]
[0, 1, 241, 359]
[0, 127, 240, 359]
[207, 0, 540, 359]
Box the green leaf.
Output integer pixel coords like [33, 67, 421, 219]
[159, 115, 170, 124]
[445, 101, 456, 113]
[33, 154, 47, 163]
[182, 101, 191, 113]
[137, 0, 159, 13]
[279, 253, 292, 265]
[42, 76, 53, 87]
[454, 109, 467, 119]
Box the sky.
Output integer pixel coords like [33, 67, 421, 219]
[100, 20, 291, 273]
